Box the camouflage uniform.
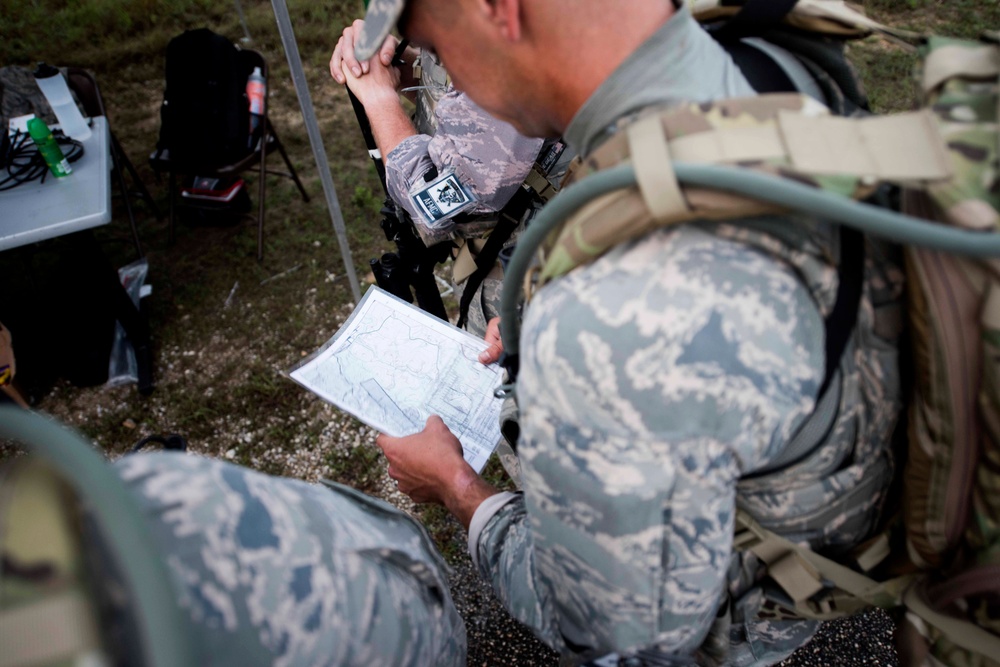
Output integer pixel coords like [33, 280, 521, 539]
[383, 51, 545, 338]
[114, 452, 466, 666]
[469, 6, 904, 665]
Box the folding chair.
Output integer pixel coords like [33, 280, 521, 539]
[65, 67, 160, 259]
[149, 48, 309, 261]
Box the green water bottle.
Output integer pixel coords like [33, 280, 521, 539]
[27, 117, 72, 178]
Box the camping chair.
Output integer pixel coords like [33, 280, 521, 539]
[65, 67, 160, 259]
[149, 48, 309, 261]
[0, 406, 197, 667]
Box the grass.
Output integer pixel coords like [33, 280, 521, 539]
[1, 0, 996, 581]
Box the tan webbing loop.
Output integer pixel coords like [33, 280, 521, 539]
[626, 114, 689, 222]
[853, 533, 892, 573]
[902, 584, 1000, 658]
[658, 107, 951, 182]
[0, 589, 102, 667]
[922, 44, 1000, 94]
[752, 539, 825, 602]
[735, 510, 909, 613]
[778, 109, 953, 181]
[669, 125, 788, 165]
[524, 165, 557, 203]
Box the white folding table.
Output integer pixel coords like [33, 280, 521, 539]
[0, 117, 153, 393]
[0, 116, 110, 250]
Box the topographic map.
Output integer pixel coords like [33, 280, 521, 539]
[289, 287, 503, 472]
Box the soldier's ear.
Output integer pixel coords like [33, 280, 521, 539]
[478, 0, 522, 42]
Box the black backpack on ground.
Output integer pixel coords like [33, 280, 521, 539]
[156, 28, 251, 170]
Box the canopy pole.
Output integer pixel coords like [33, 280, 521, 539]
[270, 0, 362, 301]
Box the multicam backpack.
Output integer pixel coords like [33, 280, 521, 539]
[498, 9, 1000, 665]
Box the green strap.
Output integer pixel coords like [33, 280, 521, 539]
[903, 585, 1000, 659]
[735, 510, 910, 616]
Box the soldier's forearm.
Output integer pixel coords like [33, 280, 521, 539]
[364, 90, 420, 162]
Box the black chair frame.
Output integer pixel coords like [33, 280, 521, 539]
[150, 49, 309, 261]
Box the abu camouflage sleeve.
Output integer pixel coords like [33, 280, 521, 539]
[114, 453, 466, 667]
[482, 225, 830, 659]
[385, 89, 544, 222]
[473, 494, 566, 650]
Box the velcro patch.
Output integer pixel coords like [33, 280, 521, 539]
[410, 170, 476, 229]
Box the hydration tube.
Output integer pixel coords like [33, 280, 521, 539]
[499, 161, 1000, 382]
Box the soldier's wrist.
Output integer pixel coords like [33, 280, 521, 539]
[445, 466, 497, 530]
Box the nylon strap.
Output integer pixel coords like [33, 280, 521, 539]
[662, 108, 952, 182]
[626, 114, 689, 222]
[750, 535, 825, 602]
[670, 124, 788, 164]
[735, 509, 908, 615]
[456, 186, 530, 329]
[922, 43, 1000, 94]
[853, 533, 892, 573]
[0, 589, 101, 667]
[902, 584, 1000, 658]
[524, 164, 557, 203]
[778, 109, 953, 181]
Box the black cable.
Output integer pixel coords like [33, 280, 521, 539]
[0, 128, 85, 191]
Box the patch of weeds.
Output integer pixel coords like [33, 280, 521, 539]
[164, 390, 222, 441]
[849, 42, 919, 113]
[325, 441, 383, 494]
[231, 367, 296, 411]
[418, 504, 465, 563]
[352, 184, 382, 214]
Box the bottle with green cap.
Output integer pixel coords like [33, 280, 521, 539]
[27, 117, 72, 178]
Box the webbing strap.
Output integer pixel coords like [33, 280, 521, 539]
[922, 43, 1000, 94]
[662, 108, 952, 182]
[524, 164, 557, 203]
[735, 510, 907, 615]
[0, 589, 101, 667]
[670, 124, 788, 164]
[626, 114, 689, 222]
[903, 585, 1000, 658]
[456, 189, 527, 329]
[778, 109, 953, 181]
[750, 535, 825, 602]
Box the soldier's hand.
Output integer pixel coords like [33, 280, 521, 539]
[377, 416, 469, 504]
[330, 19, 399, 84]
[377, 416, 500, 529]
[479, 317, 504, 364]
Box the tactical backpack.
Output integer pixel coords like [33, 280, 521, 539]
[497, 3, 1000, 664]
[155, 28, 251, 169]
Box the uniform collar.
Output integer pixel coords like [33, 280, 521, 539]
[564, 4, 755, 157]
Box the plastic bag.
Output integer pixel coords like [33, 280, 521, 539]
[106, 258, 148, 387]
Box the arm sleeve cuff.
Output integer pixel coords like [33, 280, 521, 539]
[467, 491, 520, 569]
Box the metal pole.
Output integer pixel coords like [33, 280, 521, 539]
[269, 0, 362, 301]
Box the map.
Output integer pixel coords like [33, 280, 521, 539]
[289, 287, 504, 473]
